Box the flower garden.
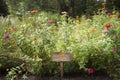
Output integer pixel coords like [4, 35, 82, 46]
[1, 3, 120, 80]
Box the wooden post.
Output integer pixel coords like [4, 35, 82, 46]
[52, 52, 72, 80]
[60, 62, 63, 80]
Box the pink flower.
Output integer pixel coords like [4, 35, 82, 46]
[112, 48, 117, 51]
[48, 20, 53, 24]
[4, 34, 10, 39]
[102, 30, 109, 33]
[103, 9, 108, 13]
[12, 27, 17, 31]
[88, 68, 94, 74]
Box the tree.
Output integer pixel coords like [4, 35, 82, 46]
[0, 0, 9, 16]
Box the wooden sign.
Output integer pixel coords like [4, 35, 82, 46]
[52, 52, 72, 80]
[52, 52, 72, 62]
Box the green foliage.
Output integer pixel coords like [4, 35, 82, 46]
[5, 0, 120, 17]
[0, 0, 9, 16]
[1, 8, 120, 80]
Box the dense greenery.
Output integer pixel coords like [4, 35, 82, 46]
[1, 6, 120, 79]
[2, 0, 120, 17]
[0, 0, 9, 16]
[0, 0, 120, 80]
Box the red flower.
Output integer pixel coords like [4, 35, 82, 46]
[112, 48, 117, 52]
[88, 68, 94, 74]
[4, 34, 10, 39]
[106, 23, 111, 28]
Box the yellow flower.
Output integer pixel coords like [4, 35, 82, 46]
[33, 55, 39, 59]
[75, 20, 80, 23]
[9, 40, 15, 45]
[7, 27, 13, 30]
[33, 39, 39, 45]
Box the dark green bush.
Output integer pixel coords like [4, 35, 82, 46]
[0, 0, 9, 16]
[0, 53, 24, 74]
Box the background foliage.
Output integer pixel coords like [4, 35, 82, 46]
[2, 0, 120, 17]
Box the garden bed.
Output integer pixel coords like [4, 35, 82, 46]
[0, 75, 112, 80]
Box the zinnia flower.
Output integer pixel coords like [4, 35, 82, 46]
[90, 29, 96, 32]
[7, 27, 13, 30]
[105, 23, 111, 28]
[48, 20, 54, 24]
[4, 34, 10, 39]
[112, 48, 117, 52]
[12, 27, 17, 31]
[88, 68, 94, 74]
[103, 9, 108, 13]
[31, 10, 38, 13]
[33, 39, 39, 45]
[102, 30, 109, 33]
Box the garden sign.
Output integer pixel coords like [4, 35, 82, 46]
[52, 52, 72, 80]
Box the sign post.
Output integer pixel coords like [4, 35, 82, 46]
[52, 52, 72, 80]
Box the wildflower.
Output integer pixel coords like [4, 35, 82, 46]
[28, 17, 33, 20]
[61, 11, 68, 14]
[105, 23, 111, 28]
[9, 40, 15, 45]
[33, 39, 39, 45]
[4, 34, 10, 39]
[112, 48, 117, 52]
[107, 13, 111, 17]
[98, 8, 102, 11]
[114, 25, 118, 29]
[102, 30, 109, 33]
[48, 20, 54, 24]
[12, 27, 17, 31]
[75, 16, 80, 23]
[114, 35, 119, 39]
[31, 10, 38, 13]
[88, 68, 94, 74]
[75, 20, 80, 23]
[102, 2, 106, 6]
[90, 29, 96, 32]
[7, 27, 13, 30]
[33, 55, 39, 59]
[103, 9, 108, 13]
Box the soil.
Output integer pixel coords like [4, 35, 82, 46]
[0, 74, 113, 80]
